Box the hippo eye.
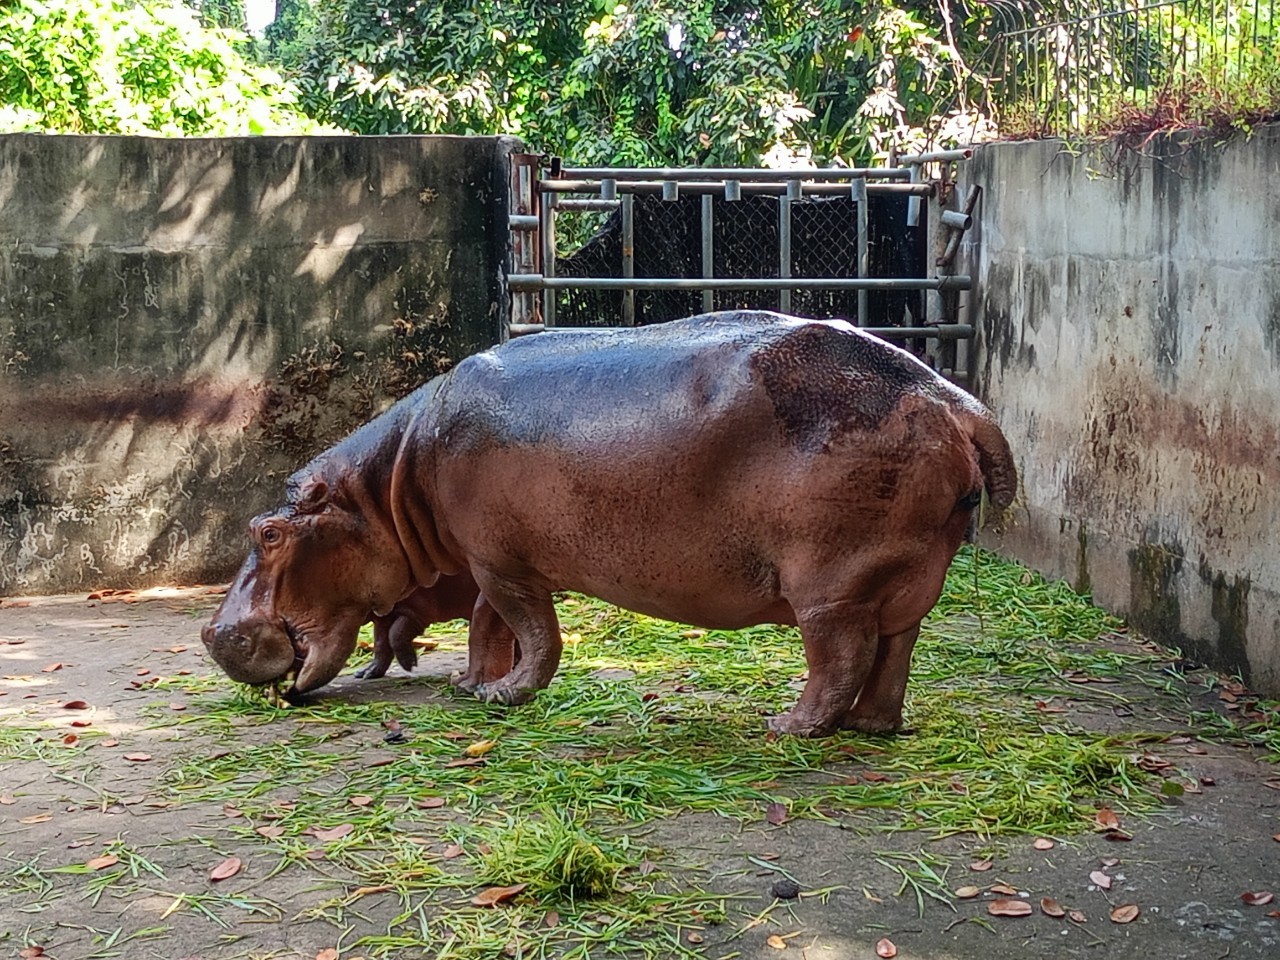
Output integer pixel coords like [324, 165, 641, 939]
[261, 526, 282, 545]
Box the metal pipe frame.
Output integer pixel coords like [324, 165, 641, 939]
[540, 179, 933, 197]
[555, 166, 912, 182]
[508, 275, 972, 292]
[509, 322, 975, 340]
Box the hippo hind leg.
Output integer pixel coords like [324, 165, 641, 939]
[469, 572, 562, 706]
[839, 623, 920, 734]
[768, 598, 878, 737]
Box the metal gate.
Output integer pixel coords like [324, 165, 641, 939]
[507, 153, 979, 383]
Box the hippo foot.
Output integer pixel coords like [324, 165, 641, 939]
[354, 661, 390, 680]
[767, 710, 837, 738]
[473, 681, 537, 706]
[450, 670, 482, 694]
[839, 712, 905, 734]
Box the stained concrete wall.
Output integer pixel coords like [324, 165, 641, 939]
[0, 134, 519, 596]
[963, 127, 1280, 696]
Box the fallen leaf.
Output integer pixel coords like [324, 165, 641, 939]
[1110, 903, 1140, 924]
[85, 854, 119, 870]
[1100, 858, 1120, 867]
[1041, 897, 1066, 917]
[442, 844, 464, 859]
[1090, 870, 1113, 890]
[1185, 745, 1208, 755]
[42, 662, 64, 673]
[954, 885, 980, 899]
[1273, 834, 1280, 843]
[18, 947, 45, 959]
[638, 858, 656, 875]
[544, 910, 560, 928]
[169, 703, 186, 712]
[765, 802, 788, 826]
[464, 739, 497, 757]
[417, 797, 448, 809]
[1033, 837, 1055, 850]
[62, 700, 90, 710]
[256, 825, 286, 839]
[123, 753, 152, 762]
[988, 899, 1033, 917]
[136, 668, 150, 676]
[1241, 891, 1275, 906]
[19, 814, 52, 824]
[209, 856, 242, 881]
[316, 950, 338, 960]
[349, 795, 374, 807]
[223, 805, 244, 818]
[766, 934, 787, 950]
[1094, 807, 1120, 831]
[687, 932, 705, 944]
[472, 883, 528, 907]
[989, 883, 1018, 897]
[1069, 910, 1088, 923]
[310, 823, 355, 842]
[70, 719, 92, 728]
[352, 884, 393, 898]
[863, 771, 890, 782]
[875, 937, 897, 958]
[62, 734, 79, 746]
[443, 757, 485, 768]
[0, 795, 14, 804]
[968, 859, 993, 872]
[1104, 829, 1133, 842]
[101, 739, 119, 748]
[169, 645, 187, 654]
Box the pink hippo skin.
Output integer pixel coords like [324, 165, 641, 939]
[202, 311, 1016, 735]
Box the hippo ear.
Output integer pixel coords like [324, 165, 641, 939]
[295, 481, 330, 514]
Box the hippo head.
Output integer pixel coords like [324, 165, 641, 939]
[201, 478, 412, 698]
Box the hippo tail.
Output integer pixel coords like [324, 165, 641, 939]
[959, 407, 1018, 510]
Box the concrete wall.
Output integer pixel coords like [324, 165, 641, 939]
[0, 134, 519, 596]
[963, 127, 1280, 696]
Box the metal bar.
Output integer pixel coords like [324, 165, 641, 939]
[540, 191, 557, 330]
[508, 275, 973, 292]
[779, 192, 792, 313]
[701, 194, 714, 313]
[539, 179, 933, 196]
[508, 214, 539, 230]
[556, 199, 621, 211]
[906, 164, 922, 227]
[507, 153, 541, 331]
[853, 178, 868, 328]
[509, 322, 975, 340]
[621, 193, 635, 327]
[900, 148, 974, 164]
[940, 209, 973, 231]
[555, 166, 912, 181]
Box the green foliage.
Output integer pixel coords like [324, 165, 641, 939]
[472, 810, 626, 900]
[0, 0, 322, 134]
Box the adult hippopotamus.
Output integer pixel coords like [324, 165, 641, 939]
[202, 311, 1016, 735]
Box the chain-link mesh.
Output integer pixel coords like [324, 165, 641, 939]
[552, 192, 923, 329]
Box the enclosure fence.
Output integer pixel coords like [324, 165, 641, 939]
[977, 0, 1279, 137]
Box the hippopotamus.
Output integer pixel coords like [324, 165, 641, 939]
[202, 310, 1016, 735]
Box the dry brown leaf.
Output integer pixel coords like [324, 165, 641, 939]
[988, 899, 1033, 917]
[863, 771, 890, 782]
[1103, 829, 1133, 842]
[989, 883, 1019, 896]
[417, 797, 448, 809]
[443, 757, 485, 768]
[1273, 833, 1280, 843]
[1069, 910, 1088, 923]
[464, 739, 498, 758]
[222, 805, 244, 818]
[62, 734, 79, 746]
[544, 910, 560, 928]
[1033, 837, 1056, 850]
[0, 795, 14, 804]
[256, 825, 286, 839]
[1241, 891, 1275, 906]
[316, 950, 339, 960]
[86, 854, 120, 871]
[471, 883, 528, 907]
[1090, 870, 1113, 890]
[70, 719, 91, 728]
[19, 814, 52, 824]
[766, 934, 788, 950]
[1094, 807, 1120, 831]
[442, 844, 464, 859]
[765, 801, 788, 825]
[18, 947, 45, 959]
[101, 739, 119, 747]
[968, 859, 993, 872]
[123, 753, 152, 762]
[169, 703, 187, 711]
[686, 932, 705, 944]
[169, 645, 187, 654]
[62, 700, 89, 710]
[349, 795, 374, 807]
[638, 858, 656, 875]
[1110, 903, 1140, 924]
[875, 937, 897, 958]
[42, 662, 64, 673]
[310, 823, 355, 842]
[209, 856, 242, 881]
[352, 884, 393, 898]
[1041, 897, 1066, 917]
[954, 885, 980, 899]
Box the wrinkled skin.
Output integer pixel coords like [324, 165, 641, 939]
[203, 311, 1017, 735]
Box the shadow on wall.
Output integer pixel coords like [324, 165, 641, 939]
[0, 134, 517, 595]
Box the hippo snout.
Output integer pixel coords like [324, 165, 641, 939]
[201, 616, 298, 685]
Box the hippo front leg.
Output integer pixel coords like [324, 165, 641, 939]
[469, 573, 562, 706]
[768, 599, 877, 737]
[354, 612, 422, 680]
[452, 597, 519, 694]
[839, 623, 920, 734]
